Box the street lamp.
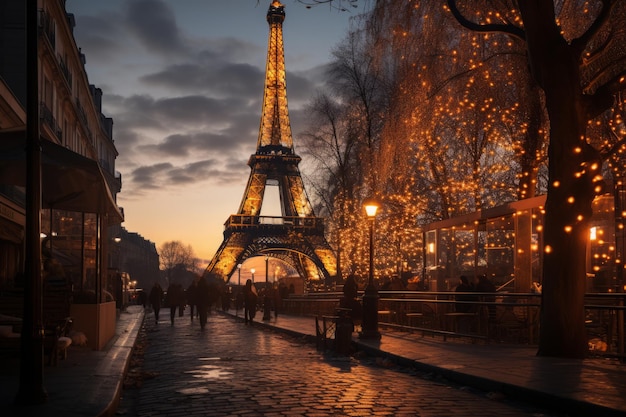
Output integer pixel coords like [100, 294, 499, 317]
[263, 255, 271, 321]
[360, 198, 381, 339]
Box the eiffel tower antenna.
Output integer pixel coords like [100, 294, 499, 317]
[205, 1, 337, 283]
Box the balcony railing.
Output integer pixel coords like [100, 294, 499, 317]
[224, 215, 323, 231]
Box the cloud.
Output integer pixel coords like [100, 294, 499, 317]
[168, 159, 219, 185]
[127, 157, 248, 196]
[70, 0, 322, 197]
[131, 163, 174, 190]
[71, 13, 123, 63]
[125, 0, 188, 56]
[142, 131, 249, 157]
[140, 61, 264, 97]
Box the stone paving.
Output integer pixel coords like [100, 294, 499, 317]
[1, 305, 624, 416]
[117, 309, 565, 417]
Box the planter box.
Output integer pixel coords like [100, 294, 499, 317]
[69, 301, 116, 350]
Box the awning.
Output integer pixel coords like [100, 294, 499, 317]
[0, 128, 124, 222]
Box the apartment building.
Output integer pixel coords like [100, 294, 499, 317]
[0, 0, 123, 349]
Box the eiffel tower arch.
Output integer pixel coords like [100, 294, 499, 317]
[205, 1, 337, 283]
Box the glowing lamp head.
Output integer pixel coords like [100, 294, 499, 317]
[363, 198, 380, 218]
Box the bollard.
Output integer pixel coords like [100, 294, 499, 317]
[334, 311, 354, 355]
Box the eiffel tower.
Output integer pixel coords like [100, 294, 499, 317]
[205, 1, 337, 283]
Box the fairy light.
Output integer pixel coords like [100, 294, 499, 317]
[317, 2, 626, 286]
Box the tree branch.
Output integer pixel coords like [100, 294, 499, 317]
[599, 121, 626, 161]
[585, 69, 626, 119]
[446, 0, 525, 42]
[571, 0, 618, 56]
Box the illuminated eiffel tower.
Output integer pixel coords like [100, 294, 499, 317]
[205, 1, 337, 282]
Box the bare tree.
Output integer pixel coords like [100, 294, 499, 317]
[300, 92, 363, 279]
[159, 241, 196, 285]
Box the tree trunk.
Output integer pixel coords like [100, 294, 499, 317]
[519, 3, 593, 358]
[540, 139, 591, 358]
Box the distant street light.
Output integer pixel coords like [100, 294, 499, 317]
[112, 237, 122, 270]
[360, 198, 381, 340]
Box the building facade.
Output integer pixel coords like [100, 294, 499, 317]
[0, 0, 124, 348]
[108, 225, 160, 294]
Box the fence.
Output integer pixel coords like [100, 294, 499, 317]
[281, 290, 625, 359]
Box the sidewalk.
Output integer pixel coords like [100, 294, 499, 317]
[0, 305, 144, 417]
[1, 305, 625, 416]
[245, 310, 626, 417]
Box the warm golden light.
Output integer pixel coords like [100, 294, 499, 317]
[364, 198, 380, 218]
[590, 227, 597, 240]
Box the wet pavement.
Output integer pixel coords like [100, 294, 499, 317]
[117, 309, 566, 417]
[0, 304, 624, 416]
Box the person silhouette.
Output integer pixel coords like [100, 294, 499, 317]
[243, 279, 258, 325]
[149, 282, 164, 323]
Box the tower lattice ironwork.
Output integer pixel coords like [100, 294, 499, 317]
[205, 1, 337, 282]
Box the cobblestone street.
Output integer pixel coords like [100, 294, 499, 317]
[117, 309, 563, 417]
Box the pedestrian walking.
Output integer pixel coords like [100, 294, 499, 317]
[187, 278, 199, 322]
[148, 282, 164, 323]
[165, 283, 183, 325]
[243, 279, 258, 324]
[196, 277, 211, 330]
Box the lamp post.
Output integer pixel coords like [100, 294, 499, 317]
[360, 198, 381, 339]
[263, 255, 271, 320]
[16, 0, 46, 404]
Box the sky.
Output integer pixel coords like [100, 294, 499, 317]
[65, 0, 367, 271]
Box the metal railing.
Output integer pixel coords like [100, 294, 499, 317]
[281, 290, 626, 359]
[225, 215, 323, 230]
